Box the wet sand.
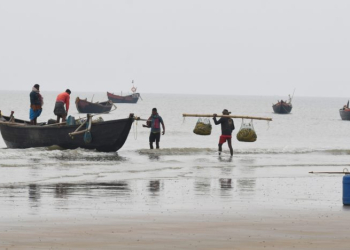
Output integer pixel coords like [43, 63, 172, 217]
[1, 209, 350, 250]
[1, 159, 350, 249]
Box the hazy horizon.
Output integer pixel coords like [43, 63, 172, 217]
[2, 89, 350, 99]
[1, 1, 350, 97]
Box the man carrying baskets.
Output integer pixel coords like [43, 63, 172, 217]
[213, 109, 235, 156]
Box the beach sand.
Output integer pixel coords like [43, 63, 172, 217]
[1, 207, 350, 249]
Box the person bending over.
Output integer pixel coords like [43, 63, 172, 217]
[54, 89, 71, 123]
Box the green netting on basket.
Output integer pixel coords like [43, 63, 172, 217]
[236, 119, 257, 142]
[193, 118, 212, 136]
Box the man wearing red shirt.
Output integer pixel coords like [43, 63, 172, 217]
[54, 89, 71, 123]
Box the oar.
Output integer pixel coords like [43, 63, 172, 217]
[134, 116, 148, 121]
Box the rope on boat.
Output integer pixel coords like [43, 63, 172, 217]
[133, 119, 138, 140]
[132, 116, 148, 140]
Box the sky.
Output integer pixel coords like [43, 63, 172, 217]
[0, 0, 350, 97]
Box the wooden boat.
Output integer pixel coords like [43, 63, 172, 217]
[75, 97, 115, 114]
[0, 113, 135, 152]
[272, 92, 294, 114]
[272, 101, 292, 114]
[107, 81, 141, 104]
[107, 92, 140, 104]
[340, 102, 350, 120]
[339, 109, 350, 120]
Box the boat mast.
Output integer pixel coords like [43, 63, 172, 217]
[131, 80, 137, 94]
[289, 88, 296, 104]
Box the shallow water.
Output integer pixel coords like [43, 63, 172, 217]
[0, 91, 349, 219]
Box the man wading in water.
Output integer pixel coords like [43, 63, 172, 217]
[143, 108, 165, 149]
[29, 84, 43, 125]
[213, 109, 235, 156]
[54, 89, 71, 123]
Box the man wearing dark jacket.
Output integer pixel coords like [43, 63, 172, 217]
[213, 109, 235, 156]
[29, 84, 43, 125]
[143, 108, 165, 149]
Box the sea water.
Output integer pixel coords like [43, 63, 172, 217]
[0, 91, 349, 219]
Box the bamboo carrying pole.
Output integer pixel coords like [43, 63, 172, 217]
[309, 171, 350, 174]
[182, 114, 272, 121]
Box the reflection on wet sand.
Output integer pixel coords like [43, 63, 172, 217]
[194, 179, 211, 195]
[218, 155, 233, 163]
[219, 178, 232, 189]
[149, 180, 160, 192]
[52, 182, 131, 199]
[237, 179, 256, 193]
[0, 177, 259, 214]
[219, 178, 233, 197]
[148, 154, 160, 161]
[29, 184, 41, 203]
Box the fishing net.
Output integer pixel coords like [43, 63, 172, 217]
[193, 118, 212, 135]
[76, 116, 104, 125]
[236, 119, 257, 142]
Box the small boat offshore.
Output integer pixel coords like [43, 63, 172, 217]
[340, 101, 350, 120]
[107, 81, 142, 104]
[272, 92, 294, 114]
[107, 92, 140, 104]
[75, 97, 115, 114]
[0, 112, 135, 152]
[272, 101, 293, 114]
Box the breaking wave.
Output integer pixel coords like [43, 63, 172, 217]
[137, 147, 350, 156]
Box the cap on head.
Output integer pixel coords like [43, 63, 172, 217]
[34, 84, 40, 90]
[222, 109, 231, 115]
[66, 89, 71, 95]
[152, 108, 157, 112]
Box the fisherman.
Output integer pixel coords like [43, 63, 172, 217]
[143, 108, 165, 149]
[213, 109, 235, 156]
[54, 89, 71, 123]
[29, 84, 43, 125]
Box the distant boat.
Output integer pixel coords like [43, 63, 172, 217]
[272, 101, 292, 114]
[107, 81, 141, 104]
[340, 100, 350, 120]
[272, 92, 294, 114]
[0, 113, 135, 152]
[107, 92, 140, 104]
[75, 97, 114, 114]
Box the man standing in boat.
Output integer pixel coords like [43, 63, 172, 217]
[213, 109, 235, 156]
[54, 89, 71, 123]
[143, 108, 165, 149]
[29, 84, 43, 125]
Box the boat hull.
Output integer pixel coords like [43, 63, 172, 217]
[272, 103, 292, 114]
[107, 92, 140, 104]
[340, 109, 350, 120]
[0, 116, 134, 152]
[75, 97, 113, 114]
